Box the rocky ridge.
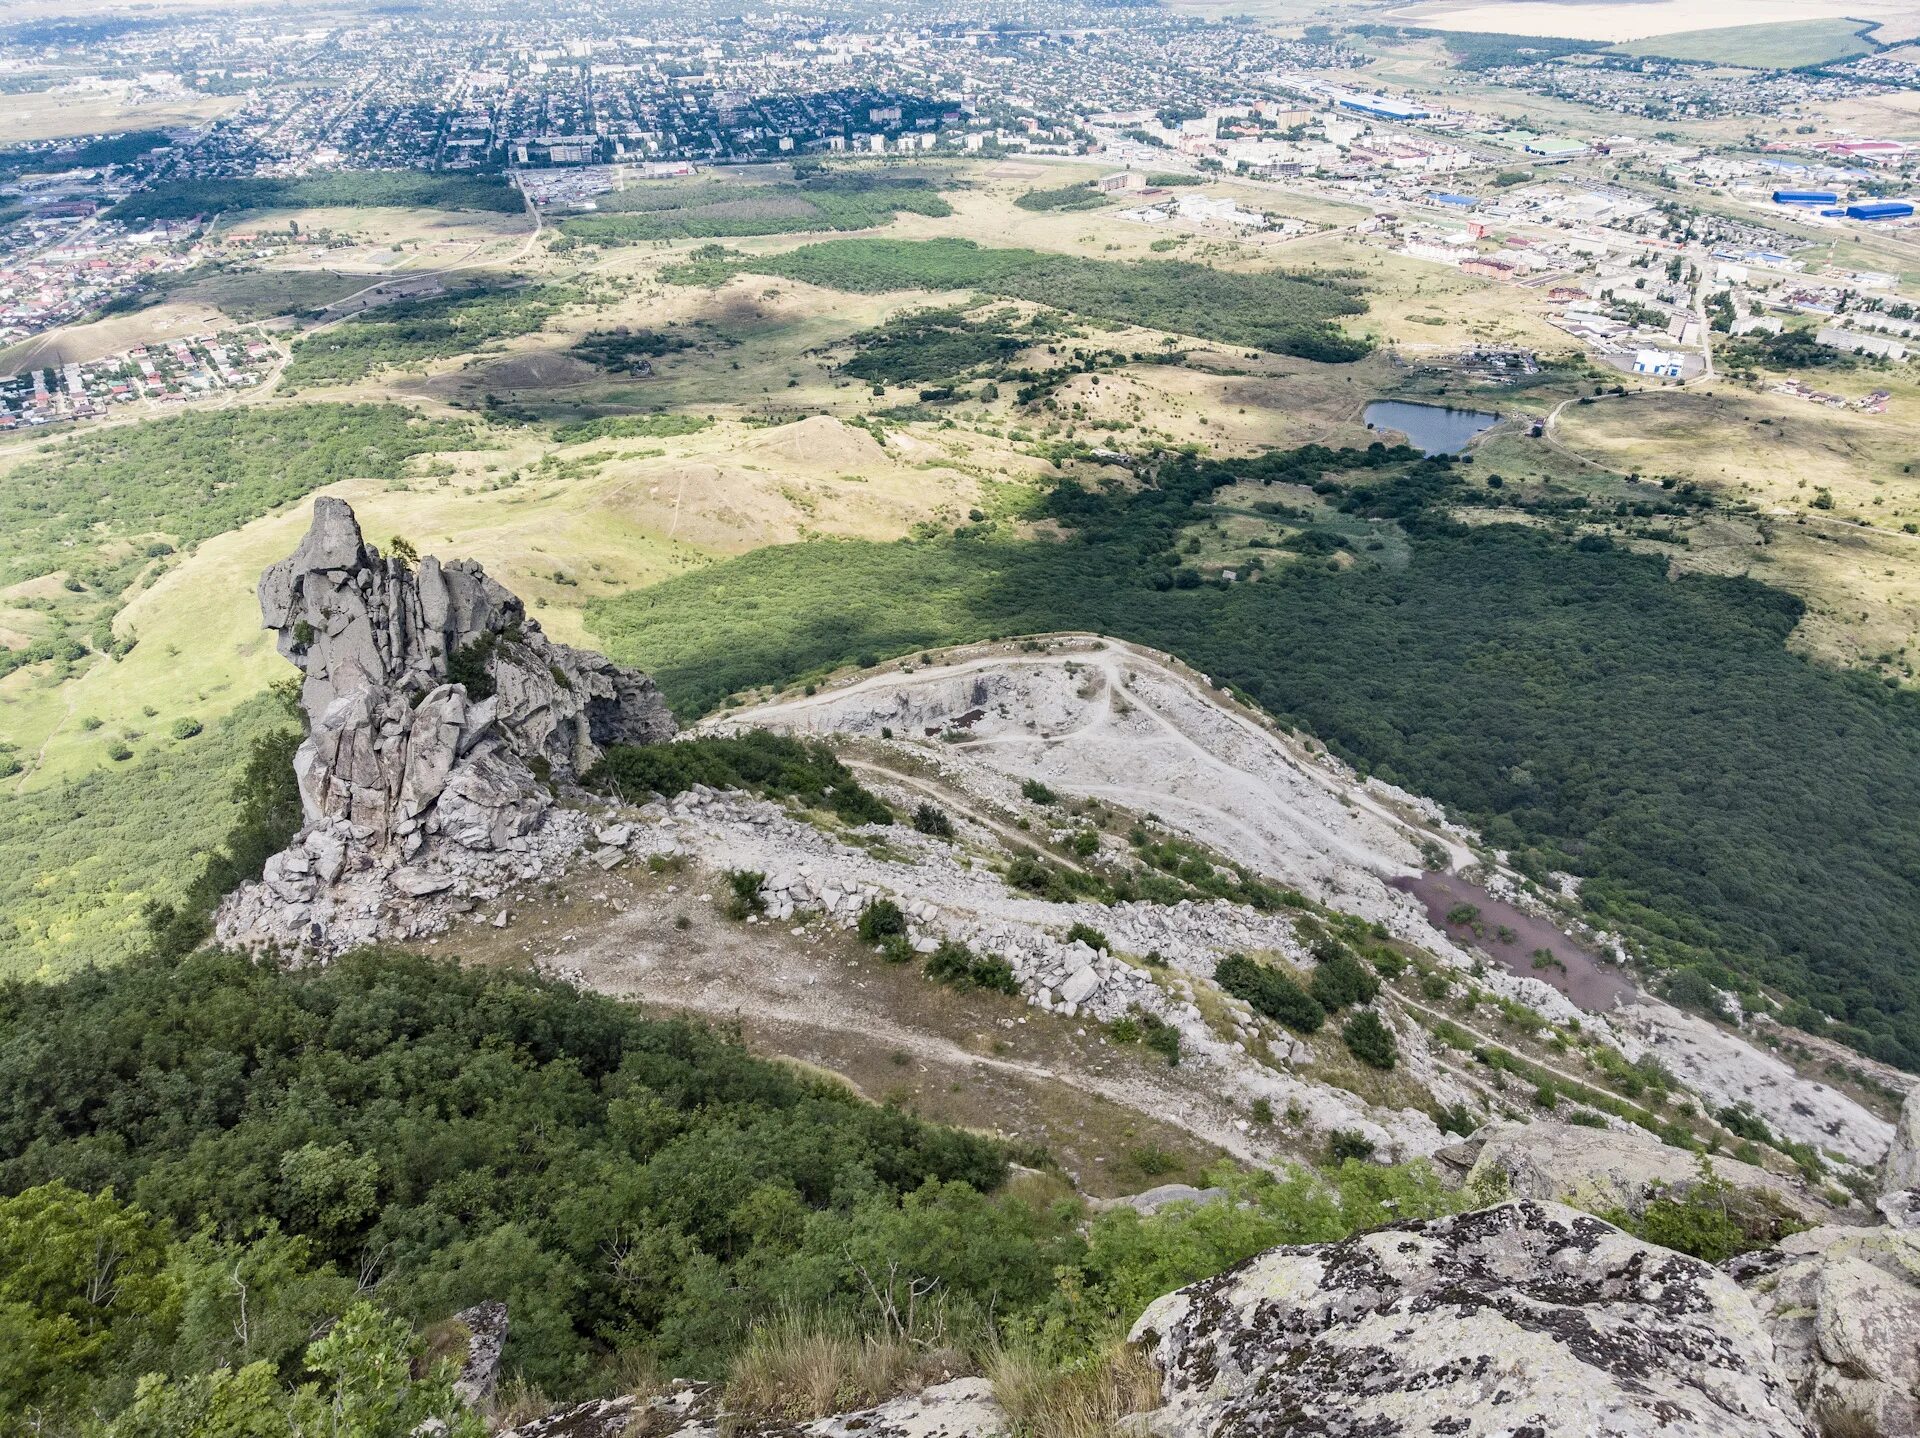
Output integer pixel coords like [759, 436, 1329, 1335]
[216, 499, 673, 954]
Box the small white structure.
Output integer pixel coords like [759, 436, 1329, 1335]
[1633, 349, 1684, 378]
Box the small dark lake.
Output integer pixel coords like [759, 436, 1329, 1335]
[1363, 400, 1500, 455]
[1390, 871, 1636, 1013]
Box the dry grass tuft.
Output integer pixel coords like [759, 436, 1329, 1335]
[491, 1376, 557, 1429]
[724, 1311, 971, 1424]
[986, 1342, 1161, 1438]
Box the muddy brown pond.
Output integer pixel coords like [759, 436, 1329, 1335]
[1390, 871, 1636, 1013]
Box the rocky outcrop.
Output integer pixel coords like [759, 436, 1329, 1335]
[1129, 1199, 1813, 1438]
[449, 1300, 509, 1408]
[1455, 1119, 1831, 1225]
[1731, 1222, 1920, 1438]
[1880, 1088, 1920, 1195]
[216, 499, 673, 954]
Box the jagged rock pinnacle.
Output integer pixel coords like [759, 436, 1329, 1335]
[217, 498, 674, 954]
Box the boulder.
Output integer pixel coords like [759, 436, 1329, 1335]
[1099, 1183, 1228, 1216]
[1129, 1200, 1811, 1438]
[1463, 1119, 1828, 1224]
[1730, 1221, 1920, 1438]
[506, 1378, 1001, 1438]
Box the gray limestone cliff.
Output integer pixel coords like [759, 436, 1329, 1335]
[216, 498, 673, 954]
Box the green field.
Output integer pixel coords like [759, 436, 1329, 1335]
[589, 445, 1920, 1071]
[281, 284, 576, 386]
[558, 174, 952, 245]
[110, 171, 524, 222]
[0, 693, 292, 977]
[695, 238, 1372, 363]
[1613, 18, 1876, 69]
[0, 404, 476, 658]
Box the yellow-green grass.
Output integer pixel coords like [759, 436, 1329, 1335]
[1613, 18, 1875, 67]
[1551, 383, 1920, 677]
[1, 410, 1021, 789]
[2, 89, 240, 144]
[1275, 234, 1579, 354]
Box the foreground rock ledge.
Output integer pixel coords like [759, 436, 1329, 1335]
[217, 498, 673, 955]
[1129, 1199, 1812, 1438]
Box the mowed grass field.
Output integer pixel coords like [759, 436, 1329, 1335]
[1613, 17, 1876, 67]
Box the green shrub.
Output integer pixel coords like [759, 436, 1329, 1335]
[1214, 954, 1324, 1034]
[1327, 1130, 1376, 1163]
[1603, 1162, 1804, 1263]
[858, 898, 907, 942]
[1022, 778, 1058, 805]
[1341, 1011, 1398, 1070]
[588, 732, 892, 825]
[1065, 922, 1109, 952]
[911, 802, 955, 839]
[724, 869, 767, 919]
[925, 939, 1019, 995]
[1308, 951, 1379, 1011]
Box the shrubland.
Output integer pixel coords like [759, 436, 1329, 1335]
[0, 945, 1464, 1431]
[109, 172, 523, 222]
[683, 238, 1371, 362]
[281, 285, 576, 386]
[588, 442, 1920, 1069]
[0, 404, 474, 649]
[0, 694, 297, 978]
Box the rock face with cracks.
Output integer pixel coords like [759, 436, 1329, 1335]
[216, 498, 673, 954]
[1731, 1218, 1920, 1438]
[1128, 1200, 1812, 1438]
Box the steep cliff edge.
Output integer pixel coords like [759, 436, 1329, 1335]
[216, 498, 673, 953]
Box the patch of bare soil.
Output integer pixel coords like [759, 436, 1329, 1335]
[446, 860, 1272, 1194]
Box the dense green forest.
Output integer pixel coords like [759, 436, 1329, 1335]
[109, 172, 522, 222]
[0, 404, 473, 612]
[0, 695, 295, 978]
[696, 238, 1371, 362]
[557, 175, 951, 245]
[588, 445, 1920, 1068]
[0, 947, 1457, 1430]
[281, 285, 575, 386]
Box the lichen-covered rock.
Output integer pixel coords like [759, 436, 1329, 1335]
[506, 1379, 1001, 1438]
[1128, 1200, 1811, 1438]
[1463, 1119, 1828, 1224]
[802, 1377, 1006, 1438]
[1880, 1088, 1920, 1195]
[448, 1300, 508, 1407]
[216, 499, 673, 955]
[1730, 1221, 1920, 1438]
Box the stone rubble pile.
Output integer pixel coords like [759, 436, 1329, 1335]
[216, 498, 674, 955]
